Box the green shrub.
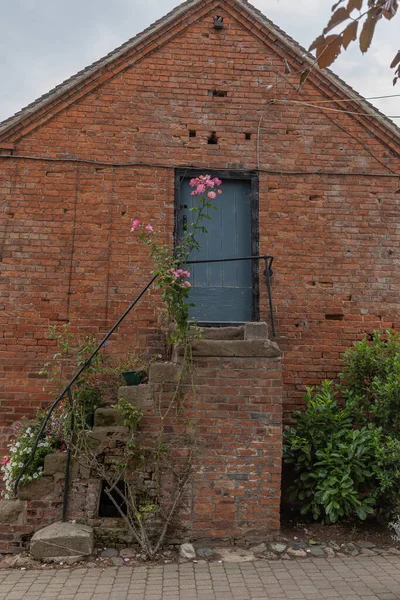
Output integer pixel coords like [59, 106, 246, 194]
[284, 379, 400, 523]
[341, 330, 400, 437]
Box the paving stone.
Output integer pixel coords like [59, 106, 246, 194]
[1, 553, 400, 599]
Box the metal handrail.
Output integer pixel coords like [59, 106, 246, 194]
[13, 254, 275, 518]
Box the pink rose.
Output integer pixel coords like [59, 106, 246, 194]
[213, 178, 222, 186]
[207, 191, 217, 200]
[145, 224, 154, 232]
[131, 219, 141, 232]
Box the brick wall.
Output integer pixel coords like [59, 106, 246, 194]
[0, 0, 399, 445]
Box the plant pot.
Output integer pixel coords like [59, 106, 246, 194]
[122, 370, 143, 386]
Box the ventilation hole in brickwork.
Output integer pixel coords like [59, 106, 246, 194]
[189, 130, 197, 138]
[295, 320, 309, 329]
[325, 314, 344, 321]
[95, 167, 104, 172]
[6, 212, 14, 218]
[319, 280, 333, 287]
[202, 33, 210, 38]
[309, 195, 323, 201]
[208, 132, 218, 145]
[98, 480, 127, 518]
[63, 208, 69, 214]
[245, 132, 252, 140]
[388, 249, 394, 255]
[212, 90, 228, 97]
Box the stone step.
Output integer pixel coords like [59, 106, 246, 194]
[202, 326, 244, 340]
[202, 322, 269, 341]
[176, 338, 280, 359]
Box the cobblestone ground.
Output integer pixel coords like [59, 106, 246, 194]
[0, 555, 399, 600]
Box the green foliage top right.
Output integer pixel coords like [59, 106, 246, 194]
[341, 330, 400, 437]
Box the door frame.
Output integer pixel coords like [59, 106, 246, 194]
[174, 168, 260, 323]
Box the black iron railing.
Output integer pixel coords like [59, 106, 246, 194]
[13, 254, 275, 519]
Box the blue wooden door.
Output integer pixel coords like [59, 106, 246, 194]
[177, 178, 254, 323]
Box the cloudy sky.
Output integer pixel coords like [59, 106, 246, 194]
[0, 0, 399, 124]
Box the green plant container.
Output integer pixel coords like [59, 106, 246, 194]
[122, 370, 143, 386]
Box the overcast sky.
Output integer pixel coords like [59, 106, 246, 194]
[0, 0, 399, 125]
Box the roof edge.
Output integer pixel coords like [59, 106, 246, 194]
[0, 0, 399, 148]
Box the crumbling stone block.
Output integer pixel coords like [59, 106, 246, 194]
[244, 322, 269, 340]
[19, 476, 54, 501]
[0, 500, 26, 524]
[118, 385, 154, 408]
[94, 408, 125, 427]
[149, 363, 181, 384]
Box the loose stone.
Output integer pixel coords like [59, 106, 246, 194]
[101, 548, 119, 558]
[180, 543, 196, 560]
[287, 548, 307, 558]
[270, 543, 287, 554]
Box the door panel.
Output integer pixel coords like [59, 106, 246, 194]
[177, 177, 254, 323]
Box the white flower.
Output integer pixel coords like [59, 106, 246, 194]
[18, 463, 24, 468]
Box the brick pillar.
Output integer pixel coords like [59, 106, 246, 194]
[153, 327, 283, 542]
